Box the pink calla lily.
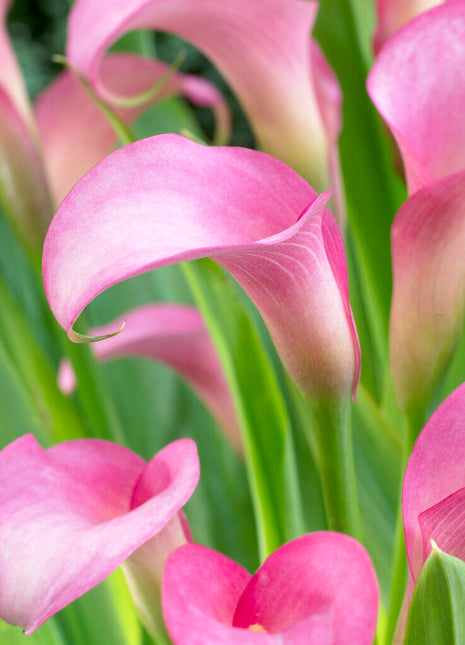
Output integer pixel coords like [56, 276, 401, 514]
[0, 0, 33, 126]
[58, 303, 242, 451]
[394, 382, 465, 641]
[368, 2, 465, 195]
[367, 2, 465, 412]
[373, 0, 446, 54]
[0, 1, 53, 248]
[35, 53, 230, 204]
[389, 172, 465, 412]
[43, 134, 360, 399]
[403, 383, 465, 583]
[0, 86, 52, 249]
[65, 0, 341, 198]
[1, 0, 229, 243]
[162, 533, 379, 644]
[0, 434, 199, 635]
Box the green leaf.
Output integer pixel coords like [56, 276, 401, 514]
[0, 340, 47, 448]
[314, 0, 406, 399]
[0, 278, 86, 442]
[57, 575, 142, 645]
[404, 546, 465, 644]
[352, 385, 401, 605]
[0, 617, 68, 645]
[182, 259, 298, 559]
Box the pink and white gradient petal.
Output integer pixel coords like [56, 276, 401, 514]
[66, 0, 338, 192]
[389, 171, 465, 411]
[43, 134, 360, 399]
[0, 434, 199, 634]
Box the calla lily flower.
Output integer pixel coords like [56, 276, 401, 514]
[0, 0, 229, 247]
[35, 53, 230, 204]
[162, 532, 379, 644]
[0, 0, 33, 126]
[0, 0, 53, 250]
[367, 2, 465, 414]
[394, 382, 465, 641]
[43, 134, 360, 400]
[0, 433, 199, 636]
[388, 174, 465, 414]
[58, 303, 242, 452]
[368, 2, 465, 195]
[373, 0, 446, 54]
[65, 0, 342, 202]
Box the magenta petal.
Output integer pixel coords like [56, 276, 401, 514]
[162, 534, 378, 645]
[66, 0, 336, 190]
[402, 383, 465, 581]
[43, 134, 359, 397]
[58, 304, 241, 451]
[234, 533, 378, 645]
[389, 170, 465, 411]
[372, 0, 445, 54]
[162, 544, 257, 644]
[35, 53, 229, 204]
[419, 487, 465, 565]
[368, 1, 465, 193]
[0, 434, 199, 633]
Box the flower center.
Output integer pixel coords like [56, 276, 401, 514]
[248, 623, 267, 633]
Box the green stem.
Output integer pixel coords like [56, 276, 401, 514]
[182, 260, 288, 559]
[305, 395, 361, 539]
[383, 416, 417, 645]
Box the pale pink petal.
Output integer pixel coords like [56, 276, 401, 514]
[66, 0, 336, 191]
[0, 0, 33, 127]
[0, 434, 199, 634]
[162, 533, 378, 644]
[58, 304, 241, 451]
[43, 134, 360, 398]
[373, 0, 446, 54]
[0, 86, 52, 249]
[389, 170, 465, 411]
[402, 382, 465, 582]
[367, 1, 465, 193]
[35, 53, 230, 204]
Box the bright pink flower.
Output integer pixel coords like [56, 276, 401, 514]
[58, 303, 242, 451]
[373, 0, 446, 54]
[43, 134, 360, 399]
[368, 2, 465, 195]
[403, 382, 465, 583]
[35, 53, 230, 204]
[0, 434, 199, 634]
[65, 0, 342, 199]
[394, 382, 465, 640]
[162, 533, 379, 644]
[367, 2, 465, 411]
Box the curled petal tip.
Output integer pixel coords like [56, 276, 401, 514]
[68, 320, 126, 343]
